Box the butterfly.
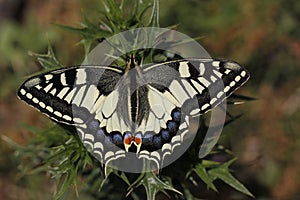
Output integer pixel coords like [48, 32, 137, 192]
[17, 55, 249, 173]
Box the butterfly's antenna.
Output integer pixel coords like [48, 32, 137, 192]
[103, 53, 120, 60]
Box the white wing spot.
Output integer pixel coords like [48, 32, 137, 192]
[99, 119, 107, 128]
[161, 95, 176, 116]
[210, 98, 217, 105]
[57, 87, 70, 99]
[230, 81, 236, 87]
[72, 87, 86, 106]
[92, 95, 106, 113]
[35, 85, 42, 90]
[45, 74, 53, 81]
[32, 98, 39, 104]
[179, 62, 190, 77]
[162, 143, 172, 152]
[119, 118, 130, 133]
[20, 89, 26, 95]
[235, 75, 241, 82]
[145, 112, 157, 132]
[106, 116, 113, 133]
[162, 90, 180, 107]
[76, 69, 87, 84]
[224, 69, 231, 75]
[109, 112, 121, 132]
[210, 75, 218, 83]
[148, 89, 165, 118]
[190, 108, 200, 116]
[24, 77, 41, 88]
[94, 142, 103, 151]
[39, 102, 45, 108]
[81, 85, 99, 111]
[241, 71, 247, 77]
[84, 134, 94, 142]
[191, 80, 205, 93]
[74, 118, 84, 124]
[217, 91, 224, 98]
[102, 90, 118, 118]
[64, 88, 76, 103]
[50, 88, 57, 96]
[44, 83, 53, 93]
[199, 63, 205, 75]
[201, 103, 210, 111]
[212, 61, 220, 67]
[26, 93, 33, 99]
[213, 69, 223, 78]
[46, 106, 53, 113]
[63, 115, 72, 121]
[95, 111, 104, 123]
[179, 122, 187, 130]
[61, 73, 67, 86]
[54, 111, 62, 117]
[181, 79, 197, 97]
[169, 80, 189, 104]
[198, 77, 210, 87]
[224, 86, 231, 93]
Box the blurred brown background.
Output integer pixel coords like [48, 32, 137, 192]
[0, 0, 300, 199]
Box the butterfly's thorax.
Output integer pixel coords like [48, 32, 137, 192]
[122, 56, 149, 131]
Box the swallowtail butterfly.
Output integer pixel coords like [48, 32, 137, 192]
[17, 55, 249, 172]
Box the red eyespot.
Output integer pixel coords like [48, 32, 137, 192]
[124, 134, 132, 145]
[134, 134, 142, 145]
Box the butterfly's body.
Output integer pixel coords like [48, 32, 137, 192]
[18, 57, 249, 171]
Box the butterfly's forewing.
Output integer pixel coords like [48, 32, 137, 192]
[144, 59, 249, 113]
[18, 66, 124, 124]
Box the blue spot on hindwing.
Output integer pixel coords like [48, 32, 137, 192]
[153, 135, 162, 149]
[142, 131, 154, 146]
[167, 121, 178, 134]
[88, 119, 100, 132]
[96, 128, 105, 140]
[112, 131, 123, 147]
[172, 110, 181, 122]
[161, 129, 171, 141]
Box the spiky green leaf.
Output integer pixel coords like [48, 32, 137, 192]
[208, 159, 254, 197]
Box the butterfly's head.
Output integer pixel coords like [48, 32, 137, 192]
[125, 54, 140, 72]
